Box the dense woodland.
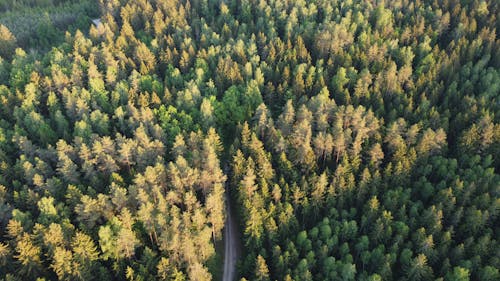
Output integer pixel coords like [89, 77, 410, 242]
[0, 0, 98, 52]
[0, 0, 499, 280]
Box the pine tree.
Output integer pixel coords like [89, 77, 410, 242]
[0, 24, 16, 60]
[255, 255, 270, 281]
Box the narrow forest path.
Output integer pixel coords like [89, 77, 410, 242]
[222, 166, 239, 281]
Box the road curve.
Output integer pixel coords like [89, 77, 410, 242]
[222, 191, 237, 281]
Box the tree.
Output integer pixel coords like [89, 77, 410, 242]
[405, 254, 433, 281]
[340, 262, 356, 281]
[255, 255, 270, 281]
[75, 195, 104, 230]
[332, 67, 349, 93]
[117, 137, 137, 172]
[0, 24, 16, 59]
[200, 97, 215, 129]
[206, 183, 225, 239]
[50, 247, 74, 280]
[98, 224, 118, 261]
[37, 197, 58, 225]
[277, 100, 295, 136]
[290, 106, 315, 170]
[116, 208, 139, 259]
[369, 143, 384, 168]
[0, 242, 10, 268]
[57, 154, 80, 184]
[240, 159, 258, 198]
[188, 262, 212, 281]
[313, 132, 333, 164]
[15, 233, 42, 278]
[444, 267, 470, 281]
[71, 232, 99, 280]
[479, 266, 500, 281]
[199, 137, 225, 194]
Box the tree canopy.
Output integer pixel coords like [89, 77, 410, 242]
[0, 0, 498, 280]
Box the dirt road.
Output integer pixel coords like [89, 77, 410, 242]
[222, 191, 238, 281]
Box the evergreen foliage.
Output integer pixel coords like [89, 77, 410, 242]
[0, 0, 498, 280]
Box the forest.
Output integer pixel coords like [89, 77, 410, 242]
[0, 0, 499, 280]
